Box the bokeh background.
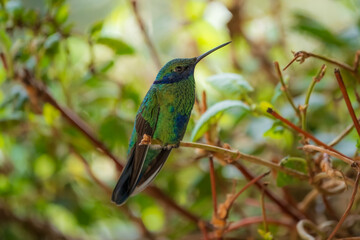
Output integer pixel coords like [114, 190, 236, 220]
[1, 0, 360, 239]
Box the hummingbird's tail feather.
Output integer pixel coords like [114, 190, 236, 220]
[133, 149, 172, 194]
[112, 144, 149, 205]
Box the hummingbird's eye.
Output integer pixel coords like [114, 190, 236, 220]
[174, 66, 184, 73]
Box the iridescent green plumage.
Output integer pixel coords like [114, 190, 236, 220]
[112, 42, 230, 205]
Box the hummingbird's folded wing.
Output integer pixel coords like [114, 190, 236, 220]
[112, 87, 159, 205]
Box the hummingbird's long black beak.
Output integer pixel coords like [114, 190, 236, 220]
[195, 41, 231, 64]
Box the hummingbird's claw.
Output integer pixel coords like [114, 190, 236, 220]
[161, 143, 180, 150]
[139, 134, 152, 146]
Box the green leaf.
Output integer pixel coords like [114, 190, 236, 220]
[258, 229, 274, 240]
[89, 21, 104, 38]
[97, 37, 134, 55]
[190, 100, 249, 142]
[0, 29, 11, 50]
[292, 12, 346, 47]
[276, 157, 308, 187]
[43, 103, 60, 126]
[54, 4, 69, 24]
[206, 73, 253, 96]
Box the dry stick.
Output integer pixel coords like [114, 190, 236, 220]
[20, 71, 202, 226]
[328, 122, 355, 147]
[130, 0, 162, 69]
[267, 108, 349, 160]
[334, 69, 360, 137]
[209, 156, 218, 216]
[260, 185, 268, 233]
[283, 51, 356, 73]
[70, 148, 156, 240]
[303, 145, 354, 165]
[274, 61, 300, 118]
[302, 64, 327, 131]
[327, 172, 360, 240]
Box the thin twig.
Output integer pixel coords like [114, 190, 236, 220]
[130, 0, 161, 69]
[327, 172, 360, 240]
[260, 184, 268, 232]
[283, 51, 356, 73]
[274, 61, 300, 118]
[334, 69, 360, 137]
[267, 108, 350, 160]
[302, 64, 327, 131]
[302, 145, 354, 165]
[209, 156, 218, 216]
[328, 122, 355, 147]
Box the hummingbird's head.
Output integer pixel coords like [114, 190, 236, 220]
[154, 41, 231, 85]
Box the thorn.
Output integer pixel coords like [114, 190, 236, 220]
[266, 108, 273, 114]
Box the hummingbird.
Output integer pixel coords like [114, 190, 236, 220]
[112, 42, 231, 205]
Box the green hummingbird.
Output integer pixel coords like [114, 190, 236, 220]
[112, 42, 231, 205]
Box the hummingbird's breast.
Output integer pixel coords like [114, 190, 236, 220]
[154, 78, 195, 145]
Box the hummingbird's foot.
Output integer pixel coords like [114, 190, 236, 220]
[161, 143, 180, 150]
[139, 134, 152, 146]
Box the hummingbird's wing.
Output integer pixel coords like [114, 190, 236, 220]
[112, 87, 159, 205]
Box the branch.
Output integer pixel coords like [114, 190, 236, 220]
[303, 145, 354, 165]
[334, 69, 360, 137]
[274, 61, 300, 118]
[225, 216, 294, 233]
[267, 108, 350, 161]
[283, 51, 357, 74]
[130, 0, 162, 69]
[327, 172, 360, 240]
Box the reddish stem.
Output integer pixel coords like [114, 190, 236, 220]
[209, 156, 218, 216]
[267, 108, 348, 159]
[334, 69, 360, 137]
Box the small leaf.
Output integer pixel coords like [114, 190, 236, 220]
[207, 73, 253, 96]
[44, 33, 61, 54]
[276, 157, 307, 187]
[191, 100, 249, 142]
[54, 4, 69, 24]
[97, 37, 134, 55]
[89, 21, 104, 38]
[258, 229, 274, 240]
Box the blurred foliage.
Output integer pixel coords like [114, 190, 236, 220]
[1, 0, 360, 239]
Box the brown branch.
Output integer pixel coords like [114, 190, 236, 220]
[303, 145, 354, 165]
[260, 184, 268, 232]
[130, 0, 161, 69]
[283, 51, 356, 73]
[327, 172, 360, 240]
[267, 108, 350, 160]
[209, 156, 218, 216]
[334, 69, 360, 137]
[328, 122, 355, 147]
[274, 61, 300, 118]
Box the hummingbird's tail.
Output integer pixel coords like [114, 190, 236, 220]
[111, 155, 138, 205]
